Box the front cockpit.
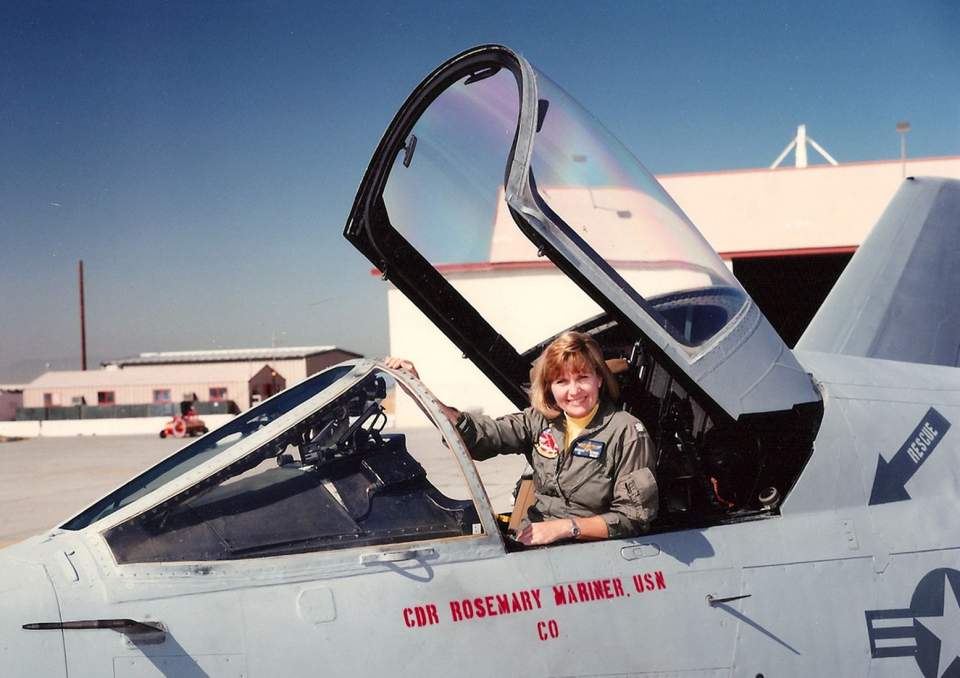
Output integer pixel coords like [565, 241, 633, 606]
[63, 362, 489, 563]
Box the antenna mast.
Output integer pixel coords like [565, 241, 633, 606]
[770, 124, 839, 169]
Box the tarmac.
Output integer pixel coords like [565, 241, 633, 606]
[0, 429, 526, 548]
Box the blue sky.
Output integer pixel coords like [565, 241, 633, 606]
[1, 1, 958, 382]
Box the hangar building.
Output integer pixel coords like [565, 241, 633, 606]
[386, 156, 960, 424]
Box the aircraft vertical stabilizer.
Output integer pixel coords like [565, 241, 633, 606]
[797, 177, 960, 366]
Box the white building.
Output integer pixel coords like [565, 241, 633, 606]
[387, 156, 960, 423]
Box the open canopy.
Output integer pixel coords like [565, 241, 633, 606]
[345, 44, 820, 421]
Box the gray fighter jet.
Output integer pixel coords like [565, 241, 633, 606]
[2, 44, 959, 678]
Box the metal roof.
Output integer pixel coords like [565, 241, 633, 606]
[102, 345, 357, 368]
[27, 363, 261, 388]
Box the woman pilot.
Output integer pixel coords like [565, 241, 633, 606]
[386, 331, 657, 546]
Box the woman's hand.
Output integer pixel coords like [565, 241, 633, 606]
[516, 519, 574, 546]
[384, 356, 420, 379]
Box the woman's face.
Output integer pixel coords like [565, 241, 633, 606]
[550, 365, 602, 418]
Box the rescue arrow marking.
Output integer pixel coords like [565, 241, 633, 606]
[869, 407, 951, 506]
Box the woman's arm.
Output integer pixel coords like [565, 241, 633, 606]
[515, 515, 608, 545]
[602, 423, 658, 537]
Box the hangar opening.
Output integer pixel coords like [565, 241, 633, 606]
[732, 250, 855, 347]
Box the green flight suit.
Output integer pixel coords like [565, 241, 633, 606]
[456, 400, 658, 538]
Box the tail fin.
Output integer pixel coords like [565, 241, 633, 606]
[797, 177, 960, 366]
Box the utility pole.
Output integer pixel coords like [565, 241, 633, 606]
[79, 260, 87, 371]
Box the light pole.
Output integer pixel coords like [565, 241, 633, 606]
[896, 120, 911, 178]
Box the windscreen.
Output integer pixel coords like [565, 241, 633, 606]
[526, 70, 747, 347]
[62, 364, 355, 530]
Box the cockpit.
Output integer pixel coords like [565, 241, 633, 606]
[59, 354, 815, 566]
[66, 363, 486, 563]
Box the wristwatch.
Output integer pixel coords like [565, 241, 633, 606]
[569, 518, 581, 539]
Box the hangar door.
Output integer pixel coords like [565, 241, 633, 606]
[733, 251, 854, 347]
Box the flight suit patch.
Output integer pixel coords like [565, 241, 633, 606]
[537, 430, 560, 459]
[572, 439, 605, 459]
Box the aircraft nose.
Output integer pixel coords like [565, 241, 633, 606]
[0, 555, 68, 677]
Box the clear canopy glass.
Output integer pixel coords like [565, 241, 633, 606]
[382, 69, 607, 360]
[383, 67, 520, 266]
[382, 63, 747, 352]
[527, 70, 747, 346]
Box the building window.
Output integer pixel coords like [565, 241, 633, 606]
[153, 389, 172, 403]
[209, 387, 227, 401]
[97, 391, 115, 406]
[71, 396, 87, 406]
[43, 393, 54, 407]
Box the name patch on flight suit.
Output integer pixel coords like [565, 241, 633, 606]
[572, 439, 605, 459]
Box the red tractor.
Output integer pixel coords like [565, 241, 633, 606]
[159, 402, 209, 439]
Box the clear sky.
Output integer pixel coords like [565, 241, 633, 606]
[1, 0, 958, 383]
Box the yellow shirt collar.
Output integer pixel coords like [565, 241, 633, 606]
[564, 402, 600, 428]
[564, 402, 600, 450]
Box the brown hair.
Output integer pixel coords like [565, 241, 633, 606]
[530, 331, 619, 418]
